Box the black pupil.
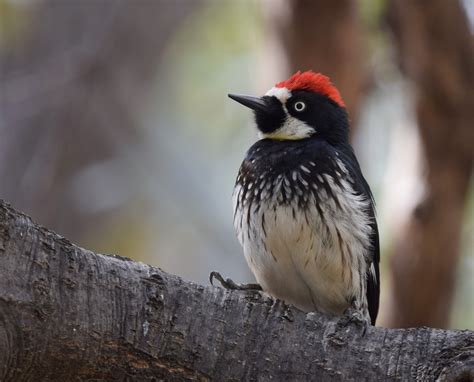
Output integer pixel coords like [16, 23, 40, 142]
[296, 102, 304, 111]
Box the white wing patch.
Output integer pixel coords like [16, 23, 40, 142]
[369, 263, 378, 285]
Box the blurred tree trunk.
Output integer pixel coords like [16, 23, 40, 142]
[0, 0, 199, 244]
[386, 0, 474, 328]
[262, 0, 367, 127]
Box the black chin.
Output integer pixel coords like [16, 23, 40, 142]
[228, 93, 287, 134]
[253, 96, 286, 134]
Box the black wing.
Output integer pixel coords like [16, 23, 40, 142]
[340, 147, 380, 325]
[365, 209, 380, 325]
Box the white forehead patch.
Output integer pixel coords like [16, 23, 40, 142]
[265, 87, 291, 103]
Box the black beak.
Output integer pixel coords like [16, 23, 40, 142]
[228, 94, 268, 114]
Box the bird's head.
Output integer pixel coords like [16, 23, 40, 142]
[229, 71, 349, 144]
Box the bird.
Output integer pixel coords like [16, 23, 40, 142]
[211, 70, 380, 325]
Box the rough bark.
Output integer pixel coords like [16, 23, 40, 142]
[263, 0, 367, 125]
[386, 0, 474, 328]
[0, 199, 473, 381]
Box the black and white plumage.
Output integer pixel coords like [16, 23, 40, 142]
[229, 71, 380, 324]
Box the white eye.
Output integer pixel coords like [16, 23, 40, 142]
[294, 101, 306, 112]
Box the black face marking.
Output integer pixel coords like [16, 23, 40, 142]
[286, 90, 350, 144]
[253, 96, 286, 134]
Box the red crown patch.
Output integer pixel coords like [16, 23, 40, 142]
[275, 71, 345, 108]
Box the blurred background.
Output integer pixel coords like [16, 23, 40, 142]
[0, 0, 472, 330]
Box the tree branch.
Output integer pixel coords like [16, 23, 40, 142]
[0, 199, 472, 381]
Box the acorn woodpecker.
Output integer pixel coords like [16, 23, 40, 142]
[211, 71, 380, 325]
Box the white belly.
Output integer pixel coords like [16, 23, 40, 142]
[233, 175, 372, 316]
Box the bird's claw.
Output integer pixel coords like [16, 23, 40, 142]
[210, 271, 262, 291]
[338, 306, 370, 336]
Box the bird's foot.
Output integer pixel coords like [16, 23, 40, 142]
[339, 306, 370, 336]
[209, 271, 262, 291]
